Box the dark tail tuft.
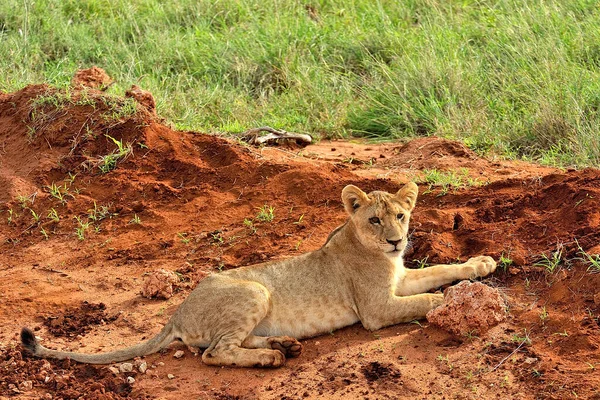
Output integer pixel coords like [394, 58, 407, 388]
[20, 327, 38, 354]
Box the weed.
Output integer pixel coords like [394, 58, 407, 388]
[211, 231, 224, 244]
[129, 214, 141, 224]
[87, 202, 115, 222]
[74, 216, 91, 240]
[575, 240, 600, 273]
[539, 306, 549, 322]
[511, 331, 532, 345]
[499, 253, 513, 271]
[29, 209, 40, 222]
[40, 227, 49, 240]
[6, 209, 14, 225]
[243, 218, 257, 234]
[97, 135, 132, 174]
[295, 239, 303, 251]
[294, 214, 304, 225]
[553, 330, 569, 337]
[47, 208, 60, 222]
[256, 205, 275, 222]
[47, 182, 74, 204]
[534, 246, 563, 274]
[16, 192, 36, 208]
[177, 232, 190, 244]
[413, 256, 429, 269]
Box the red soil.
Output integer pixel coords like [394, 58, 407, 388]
[0, 82, 599, 399]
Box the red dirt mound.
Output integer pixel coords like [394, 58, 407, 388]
[1, 80, 599, 399]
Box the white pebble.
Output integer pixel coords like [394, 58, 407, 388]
[174, 350, 184, 359]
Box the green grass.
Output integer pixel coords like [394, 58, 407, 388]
[2, 0, 600, 166]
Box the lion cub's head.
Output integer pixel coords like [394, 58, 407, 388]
[341, 183, 418, 255]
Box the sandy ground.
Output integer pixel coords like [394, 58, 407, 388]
[1, 80, 599, 400]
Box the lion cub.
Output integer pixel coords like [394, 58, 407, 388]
[22, 183, 496, 367]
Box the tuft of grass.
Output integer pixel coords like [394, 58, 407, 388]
[499, 253, 514, 271]
[575, 240, 600, 273]
[129, 214, 142, 225]
[256, 204, 275, 222]
[2, 1, 600, 167]
[421, 168, 482, 196]
[97, 135, 133, 173]
[74, 216, 91, 240]
[534, 246, 564, 274]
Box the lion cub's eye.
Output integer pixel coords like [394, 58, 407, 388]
[369, 217, 381, 225]
[397, 213, 405, 221]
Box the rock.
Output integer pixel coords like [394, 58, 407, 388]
[524, 357, 538, 364]
[127, 376, 136, 384]
[108, 366, 120, 375]
[167, 374, 175, 380]
[141, 269, 180, 300]
[119, 362, 134, 373]
[72, 66, 113, 90]
[18, 380, 33, 391]
[426, 281, 507, 336]
[125, 85, 156, 114]
[138, 361, 148, 374]
[174, 350, 184, 359]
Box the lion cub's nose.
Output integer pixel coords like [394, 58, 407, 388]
[386, 239, 401, 247]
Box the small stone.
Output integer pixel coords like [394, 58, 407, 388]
[119, 362, 134, 373]
[174, 350, 184, 359]
[19, 381, 33, 391]
[167, 374, 175, 380]
[524, 357, 539, 365]
[108, 366, 120, 375]
[138, 361, 148, 374]
[426, 281, 507, 336]
[127, 376, 136, 384]
[141, 269, 180, 300]
[43, 394, 53, 400]
[157, 362, 165, 367]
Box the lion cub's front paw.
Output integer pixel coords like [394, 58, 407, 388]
[466, 256, 497, 278]
[430, 293, 444, 310]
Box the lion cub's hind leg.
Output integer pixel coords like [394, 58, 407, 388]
[242, 335, 303, 358]
[191, 278, 285, 368]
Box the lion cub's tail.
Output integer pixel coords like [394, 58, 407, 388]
[20, 322, 175, 364]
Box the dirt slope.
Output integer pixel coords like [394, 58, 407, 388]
[0, 81, 599, 400]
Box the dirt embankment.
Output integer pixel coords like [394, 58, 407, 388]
[0, 72, 599, 399]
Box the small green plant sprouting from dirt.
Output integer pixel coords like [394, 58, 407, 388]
[87, 201, 116, 222]
[47, 208, 60, 222]
[6, 208, 14, 225]
[74, 216, 91, 240]
[177, 232, 191, 244]
[539, 306, 549, 323]
[243, 218, 257, 235]
[29, 209, 40, 222]
[510, 330, 532, 345]
[40, 227, 49, 240]
[574, 240, 600, 273]
[16, 192, 36, 209]
[256, 204, 275, 222]
[129, 214, 141, 224]
[47, 182, 74, 205]
[412, 256, 429, 269]
[534, 246, 564, 274]
[499, 253, 513, 271]
[97, 135, 133, 174]
[211, 231, 224, 245]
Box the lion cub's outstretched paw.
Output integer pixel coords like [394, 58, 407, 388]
[466, 255, 497, 278]
[267, 336, 303, 358]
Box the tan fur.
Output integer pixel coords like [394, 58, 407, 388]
[21, 183, 496, 367]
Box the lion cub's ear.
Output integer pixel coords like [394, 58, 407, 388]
[395, 182, 418, 212]
[342, 185, 370, 214]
